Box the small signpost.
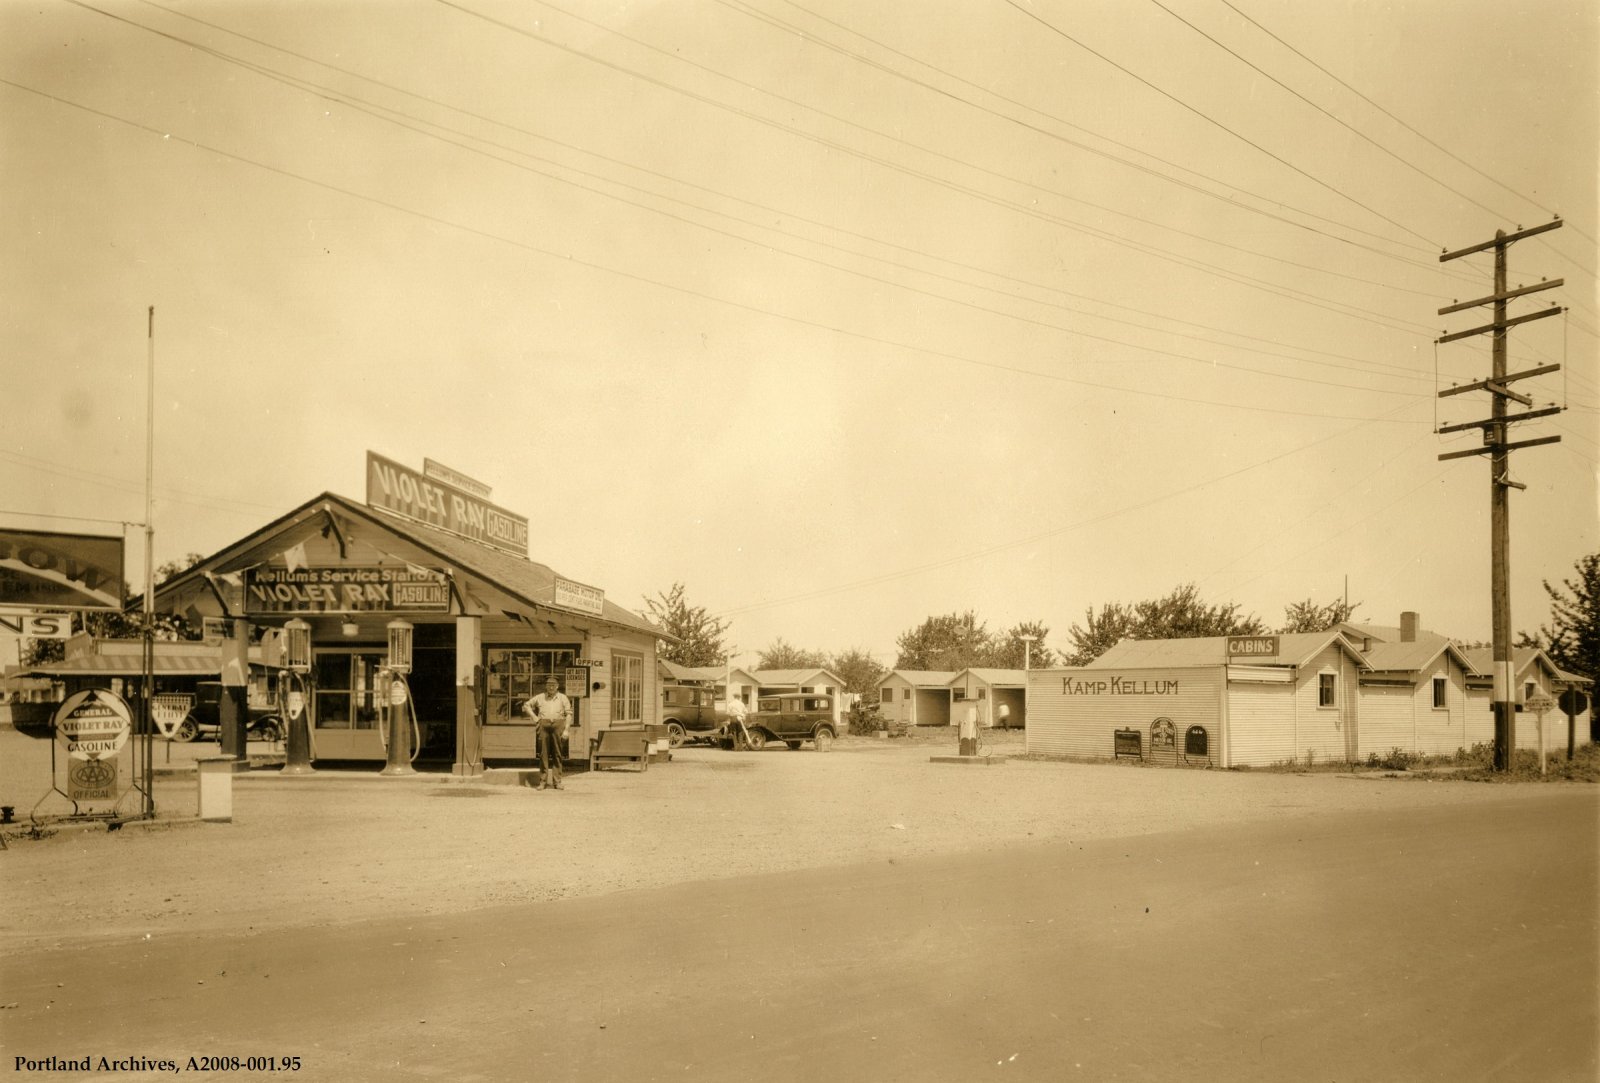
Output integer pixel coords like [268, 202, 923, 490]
[1526, 693, 1557, 775]
[47, 689, 133, 811]
[1558, 689, 1589, 761]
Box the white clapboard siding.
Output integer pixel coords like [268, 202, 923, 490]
[1226, 681, 1296, 766]
[1026, 667, 1222, 760]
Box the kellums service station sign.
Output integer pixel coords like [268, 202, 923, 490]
[246, 566, 451, 614]
[367, 452, 529, 557]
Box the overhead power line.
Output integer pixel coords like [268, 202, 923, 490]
[1149, 0, 1522, 227]
[0, 76, 1436, 428]
[1218, 0, 1598, 254]
[98, 1, 1450, 343]
[999, 0, 1440, 249]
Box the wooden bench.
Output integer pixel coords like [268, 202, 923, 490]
[589, 728, 650, 772]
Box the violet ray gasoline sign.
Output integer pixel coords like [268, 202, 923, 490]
[366, 452, 528, 557]
[245, 566, 450, 614]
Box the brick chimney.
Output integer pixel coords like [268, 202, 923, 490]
[1400, 611, 1419, 642]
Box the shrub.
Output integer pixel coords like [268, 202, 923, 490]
[846, 700, 884, 736]
[1366, 747, 1417, 771]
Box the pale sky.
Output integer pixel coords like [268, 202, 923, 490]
[3, 0, 1596, 663]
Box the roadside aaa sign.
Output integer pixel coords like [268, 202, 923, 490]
[52, 689, 132, 760]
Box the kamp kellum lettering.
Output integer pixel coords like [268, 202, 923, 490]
[1061, 676, 1180, 696]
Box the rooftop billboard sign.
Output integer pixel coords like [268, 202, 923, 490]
[366, 452, 528, 557]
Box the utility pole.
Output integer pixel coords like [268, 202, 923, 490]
[1436, 218, 1564, 772]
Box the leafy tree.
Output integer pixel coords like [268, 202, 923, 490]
[642, 582, 730, 667]
[1063, 601, 1137, 667]
[829, 647, 887, 694]
[757, 638, 829, 670]
[987, 621, 1056, 669]
[1064, 584, 1263, 666]
[1279, 597, 1361, 634]
[894, 611, 991, 671]
[1523, 553, 1600, 680]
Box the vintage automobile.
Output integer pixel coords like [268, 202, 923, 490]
[175, 680, 284, 743]
[740, 693, 837, 751]
[659, 683, 730, 748]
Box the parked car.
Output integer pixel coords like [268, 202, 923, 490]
[659, 684, 730, 748]
[741, 693, 836, 751]
[175, 680, 284, 743]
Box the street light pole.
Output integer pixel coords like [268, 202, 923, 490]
[1017, 634, 1039, 732]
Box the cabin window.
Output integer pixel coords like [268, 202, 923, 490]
[881, 688, 893, 703]
[1432, 676, 1448, 709]
[903, 688, 910, 700]
[1318, 672, 1337, 708]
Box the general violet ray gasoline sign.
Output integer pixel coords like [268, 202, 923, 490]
[53, 689, 132, 761]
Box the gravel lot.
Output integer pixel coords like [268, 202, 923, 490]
[0, 727, 1576, 954]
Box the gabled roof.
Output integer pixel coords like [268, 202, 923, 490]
[659, 661, 758, 684]
[1459, 646, 1562, 682]
[1342, 622, 1474, 675]
[876, 669, 956, 688]
[947, 667, 1026, 687]
[1087, 631, 1357, 670]
[752, 668, 845, 686]
[151, 492, 660, 638]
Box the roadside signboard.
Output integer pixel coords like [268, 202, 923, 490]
[565, 667, 588, 698]
[150, 694, 192, 739]
[1525, 693, 1557, 716]
[68, 757, 118, 802]
[53, 689, 132, 760]
[0, 529, 125, 610]
[1558, 689, 1589, 716]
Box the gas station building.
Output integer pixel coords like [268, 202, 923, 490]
[151, 457, 662, 773]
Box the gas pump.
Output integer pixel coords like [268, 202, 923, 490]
[958, 705, 979, 756]
[280, 618, 315, 776]
[378, 619, 420, 777]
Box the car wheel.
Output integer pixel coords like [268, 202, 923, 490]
[813, 727, 835, 752]
[666, 721, 687, 749]
[255, 717, 284, 742]
[744, 728, 767, 751]
[175, 715, 199, 743]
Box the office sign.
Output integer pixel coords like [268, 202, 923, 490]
[1226, 635, 1280, 659]
[0, 529, 124, 611]
[366, 452, 528, 557]
[245, 566, 450, 614]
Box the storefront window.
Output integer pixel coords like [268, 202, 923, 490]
[313, 651, 385, 729]
[611, 651, 643, 724]
[485, 647, 576, 725]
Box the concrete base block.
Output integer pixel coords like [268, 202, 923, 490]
[928, 755, 1006, 766]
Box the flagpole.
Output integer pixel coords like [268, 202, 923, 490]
[142, 306, 155, 818]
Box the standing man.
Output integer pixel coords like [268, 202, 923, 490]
[524, 676, 571, 789]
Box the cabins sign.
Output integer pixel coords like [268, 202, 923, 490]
[367, 451, 528, 557]
[246, 566, 450, 614]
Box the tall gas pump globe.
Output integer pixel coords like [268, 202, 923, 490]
[386, 618, 414, 674]
[283, 618, 312, 673]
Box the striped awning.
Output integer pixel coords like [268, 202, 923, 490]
[5, 653, 223, 678]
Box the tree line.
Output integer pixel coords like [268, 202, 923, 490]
[646, 558, 1599, 696]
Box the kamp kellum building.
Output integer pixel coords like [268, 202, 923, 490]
[1024, 612, 1570, 768]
